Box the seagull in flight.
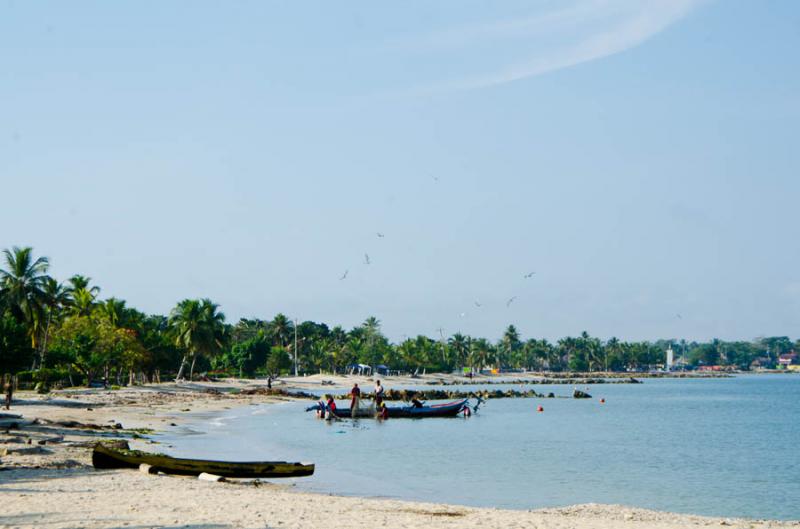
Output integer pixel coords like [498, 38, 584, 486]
[364, 253, 370, 265]
[339, 270, 348, 280]
[676, 313, 682, 319]
[524, 272, 536, 279]
[459, 312, 466, 318]
[376, 232, 384, 238]
[506, 296, 517, 307]
[474, 301, 482, 308]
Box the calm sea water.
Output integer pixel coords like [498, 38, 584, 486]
[157, 375, 800, 520]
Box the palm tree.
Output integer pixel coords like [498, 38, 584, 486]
[0, 247, 50, 358]
[98, 298, 127, 327]
[67, 275, 100, 296]
[448, 333, 470, 368]
[170, 299, 226, 381]
[69, 288, 97, 317]
[500, 325, 521, 369]
[469, 338, 492, 372]
[39, 277, 71, 367]
[269, 313, 292, 348]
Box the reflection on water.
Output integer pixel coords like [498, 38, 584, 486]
[158, 375, 800, 520]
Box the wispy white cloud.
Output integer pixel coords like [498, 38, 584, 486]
[396, 0, 708, 93]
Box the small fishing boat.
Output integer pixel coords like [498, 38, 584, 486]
[92, 442, 314, 478]
[307, 398, 471, 419]
[387, 398, 469, 418]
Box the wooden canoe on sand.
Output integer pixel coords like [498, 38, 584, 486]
[92, 442, 314, 478]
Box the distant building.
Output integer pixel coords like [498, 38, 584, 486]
[778, 353, 798, 369]
[750, 357, 774, 370]
[666, 347, 674, 370]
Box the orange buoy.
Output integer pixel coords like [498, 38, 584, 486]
[600, 398, 605, 404]
[536, 405, 544, 412]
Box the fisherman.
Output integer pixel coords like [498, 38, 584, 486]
[374, 379, 385, 406]
[3, 374, 12, 410]
[411, 394, 424, 409]
[350, 383, 361, 418]
[316, 396, 327, 419]
[326, 394, 337, 416]
[377, 401, 389, 420]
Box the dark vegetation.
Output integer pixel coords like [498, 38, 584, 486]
[1, 247, 796, 388]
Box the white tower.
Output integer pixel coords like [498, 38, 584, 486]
[666, 347, 674, 370]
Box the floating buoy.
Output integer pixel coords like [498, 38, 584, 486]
[600, 398, 605, 404]
[463, 407, 471, 417]
[536, 405, 544, 413]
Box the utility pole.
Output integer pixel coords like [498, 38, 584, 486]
[293, 318, 298, 377]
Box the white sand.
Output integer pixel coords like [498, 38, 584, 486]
[1, 380, 797, 529]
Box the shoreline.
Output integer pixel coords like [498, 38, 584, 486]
[2, 378, 798, 529]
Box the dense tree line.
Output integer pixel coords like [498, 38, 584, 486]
[0, 247, 797, 387]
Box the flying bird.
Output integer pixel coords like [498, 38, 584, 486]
[364, 253, 371, 265]
[339, 270, 348, 280]
[459, 312, 466, 318]
[474, 301, 482, 308]
[524, 272, 536, 278]
[506, 296, 517, 307]
[676, 314, 682, 319]
[376, 232, 384, 238]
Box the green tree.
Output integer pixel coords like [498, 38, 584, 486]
[448, 333, 470, 368]
[170, 299, 226, 381]
[68, 288, 97, 317]
[38, 277, 71, 368]
[0, 310, 34, 373]
[0, 247, 50, 358]
[268, 313, 293, 348]
[500, 325, 521, 369]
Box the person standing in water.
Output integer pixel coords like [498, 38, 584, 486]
[350, 383, 361, 418]
[374, 380, 385, 406]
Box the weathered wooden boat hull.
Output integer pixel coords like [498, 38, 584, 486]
[92, 443, 314, 478]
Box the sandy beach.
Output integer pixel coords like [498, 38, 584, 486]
[2, 377, 797, 529]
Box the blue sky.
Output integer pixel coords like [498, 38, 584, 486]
[1, 0, 799, 342]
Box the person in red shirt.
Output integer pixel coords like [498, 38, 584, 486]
[377, 401, 388, 420]
[350, 383, 361, 417]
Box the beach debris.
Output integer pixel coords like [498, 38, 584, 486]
[198, 472, 226, 482]
[1, 445, 49, 456]
[139, 463, 158, 474]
